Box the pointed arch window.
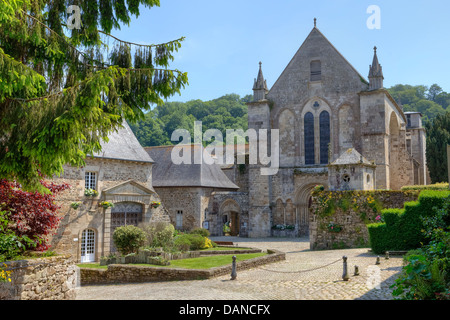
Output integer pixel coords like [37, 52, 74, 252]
[310, 60, 322, 81]
[319, 111, 330, 164]
[304, 112, 315, 165]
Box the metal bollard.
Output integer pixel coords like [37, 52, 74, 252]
[342, 256, 349, 281]
[354, 265, 359, 276]
[230, 256, 237, 280]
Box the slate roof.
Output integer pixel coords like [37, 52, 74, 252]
[92, 121, 154, 163]
[145, 145, 239, 189]
[330, 148, 375, 166]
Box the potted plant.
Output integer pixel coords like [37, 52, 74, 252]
[151, 201, 161, 209]
[99, 201, 114, 209]
[223, 221, 231, 236]
[70, 202, 80, 209]
[84, 188, 98, 197]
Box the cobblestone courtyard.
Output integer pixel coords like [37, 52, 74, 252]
[75, 237, 405, 300]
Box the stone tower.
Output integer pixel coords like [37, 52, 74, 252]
[246, 62, 272, 237]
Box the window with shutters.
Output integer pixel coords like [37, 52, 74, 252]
[310, 60, 322, 81]
[319, 111, 330, 164]
[304, 112, 315, 165]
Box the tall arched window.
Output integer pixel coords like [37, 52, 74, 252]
[304, 112, 315, 165]
[310, 60, 322, 81]
[319, 111, 330, 164]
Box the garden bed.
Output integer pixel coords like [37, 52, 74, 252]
[78, 249, 285, 285]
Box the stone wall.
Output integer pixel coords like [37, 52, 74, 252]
[309, 190, 419, 250]
[80, 249, 285, 285]
[0, 255, 77, 300]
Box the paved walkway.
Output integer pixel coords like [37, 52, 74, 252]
[75, 237, 405, 300]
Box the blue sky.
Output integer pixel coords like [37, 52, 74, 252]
[111, 0, 450, 103]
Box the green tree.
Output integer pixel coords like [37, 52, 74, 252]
[425, 112, 450, 183]
[388, 84, 447, 124]
[132, 94, 250, 146]
[0, 0, 188, 192]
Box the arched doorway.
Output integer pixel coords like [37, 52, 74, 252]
[295, 184, 318, 237]
[81, 229, 96, 263]
[219, 199, 241, 236]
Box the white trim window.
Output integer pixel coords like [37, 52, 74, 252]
[176, 210, 183, 229]
[85, 172, 97, 190]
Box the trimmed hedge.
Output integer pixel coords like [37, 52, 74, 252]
[401, 183, 448, 191]
[368, 190, 450, 254]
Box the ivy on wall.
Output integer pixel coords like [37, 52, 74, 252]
[311, 186, 420, 225]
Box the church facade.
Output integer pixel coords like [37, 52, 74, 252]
[244, 23, 428, 237]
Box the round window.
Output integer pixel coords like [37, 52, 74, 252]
[342, 174, 350, 183]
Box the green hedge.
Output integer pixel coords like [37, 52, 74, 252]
[368, 190, 450, 254]
[401, 183, 448, 191]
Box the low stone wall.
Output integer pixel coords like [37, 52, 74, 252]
[199, 248, 262, 255]
[309, 190, 419, 250]
[80, 249, 285, 285]
[0, 254, 77, 300]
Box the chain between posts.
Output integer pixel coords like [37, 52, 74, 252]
[256, 258, 342, 274]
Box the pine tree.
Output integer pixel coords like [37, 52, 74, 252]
[425, 112, 450, 183]
[0, 0, 188, 192]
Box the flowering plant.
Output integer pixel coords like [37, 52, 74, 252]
[99, 201, 114, 209]
[375, 215, 384, 223]
[71, 202, 80, 209]
[313, 185, 325, 192]
[0, 263, 12, 283]
[84, 188, 98, 197]
[327, 222, 342, 233]
[151, 201, 161, 209]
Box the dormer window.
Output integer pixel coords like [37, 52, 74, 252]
[310, 60, 322, 81]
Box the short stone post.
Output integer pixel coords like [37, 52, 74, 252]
[385, 251, 390, 260]
[342, 256, 349, 281]
[354, 265, 359, 276]
[376, 256, 380, 265]
[230, 256, 237, 280]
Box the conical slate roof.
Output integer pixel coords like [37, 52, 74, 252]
[145, 145, 239, 189]
[92, 121, 154, 163]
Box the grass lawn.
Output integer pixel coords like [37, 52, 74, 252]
[77, 252, 266, 270]
[201, 246, 253, 251]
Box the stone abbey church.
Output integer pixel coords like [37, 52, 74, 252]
[51, 23, 428, 262]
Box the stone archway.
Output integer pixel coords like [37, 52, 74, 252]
[219, 199, 241, 236]
[295, 184, 318, 237]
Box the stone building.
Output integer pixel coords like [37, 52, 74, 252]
[144, 144, 244, 236]
[244, 21, 428, 237]
[51, 122, 170, 263]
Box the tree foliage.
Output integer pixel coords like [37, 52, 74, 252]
[0, 179, 70, 252]
[425, 112, 450, 183]
[0, 0, 188, 192]
[388, 84, 449, 124]
[129, 94, 251, 146]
